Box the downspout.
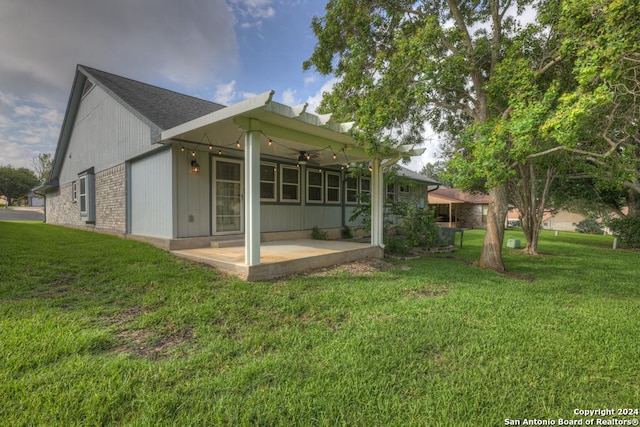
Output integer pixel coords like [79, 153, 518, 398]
[341, 171, 346, 228]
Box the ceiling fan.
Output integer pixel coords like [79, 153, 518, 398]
[296, 151, 312, 165]
[295, 150, 326, 165]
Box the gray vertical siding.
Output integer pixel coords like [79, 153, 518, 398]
[130, 149, 174, 238]
[176, 149, 211, 237]
[59, 85, 154, 184]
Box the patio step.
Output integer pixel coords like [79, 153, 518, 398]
[211, 239, 244, 248]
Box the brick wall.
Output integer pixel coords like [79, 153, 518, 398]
[95, 164, 126, 233]
[46, 163, 126, 234]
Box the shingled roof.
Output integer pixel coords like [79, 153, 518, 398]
[80, 65, 225, 130]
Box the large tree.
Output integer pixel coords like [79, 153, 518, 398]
[0, 166, 39, 207]
[543, 0, 640, 215]
[305, 0, 564, 271]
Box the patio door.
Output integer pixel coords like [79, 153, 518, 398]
[213, 159, 243, 234]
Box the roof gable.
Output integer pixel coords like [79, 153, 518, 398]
[79, 66, 225, 131]
[49, 65, 226, 183]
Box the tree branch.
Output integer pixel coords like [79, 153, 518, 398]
[536, 55, 563, 77]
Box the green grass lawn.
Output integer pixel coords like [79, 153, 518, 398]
[1, 222, 639, 426]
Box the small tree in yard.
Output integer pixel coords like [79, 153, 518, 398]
[31, 153, 53, 185]
[0, 166, 39, 207]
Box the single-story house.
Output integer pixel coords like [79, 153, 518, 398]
[27, 191, 45, 207]
[42, 65, 427, 279]
[427, 188, 490, 228]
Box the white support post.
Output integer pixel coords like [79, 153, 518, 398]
[370, 158, 384, 248]
[245, 127, 261, 266]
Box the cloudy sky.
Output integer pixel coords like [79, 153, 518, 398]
[0, 0, 439, 171]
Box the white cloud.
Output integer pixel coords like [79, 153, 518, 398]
[214, 80, 238, 105]
[0, 0, 239, 94]
[14, 106, 37, 117]
[0, 0, 240, 168]
[281, 89, 298, 105]
[0, 92, 65, 168]
[228, 0, 276, 27]
[213, 80, 259, 105]
[305, 78, 338, 114]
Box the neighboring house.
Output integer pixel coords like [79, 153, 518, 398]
[427, 188, 490, 228]
[387, 166, 438, 209]
[42, 65, 424, 268]
[506, 208, 585, 231]
[508, 208, 599, 232]
[27, 192, 44, 207]
[542, 210, 586, 232]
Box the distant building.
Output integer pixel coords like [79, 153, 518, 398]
[428, 188, 490, 228]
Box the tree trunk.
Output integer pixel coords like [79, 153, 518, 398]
[479, 184, 509, 272]
[523, 219, 540, 254]
[511, 162, 556, 255]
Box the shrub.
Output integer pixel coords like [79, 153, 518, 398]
[398, 207, 438, 247]
[311, 226, 328, 240]
[385, 235, 411, 256]
[341, 225, 353, 239]
[608, 215, 640, 248]
[575, 218, 604, 235]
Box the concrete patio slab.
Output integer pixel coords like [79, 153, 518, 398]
[172, 239, 384, 281]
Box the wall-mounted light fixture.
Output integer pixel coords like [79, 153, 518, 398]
[191, 159, 201, 173]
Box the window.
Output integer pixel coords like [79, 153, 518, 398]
[399, 185, 410, 194]
[326, 172, 341, 204]
[280, 165, 299, 202]
[78, 168, 95, 222]
[79, 176, 87, 214]
[386, 183, 395, 204]
[307, 169, 323, 203]
[260, 163, 277, 201]
[360, 177, 371, 200]
[71, 181, 77, 203]
[346, 176, 358, 203]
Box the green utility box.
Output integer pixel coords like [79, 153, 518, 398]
[507, 239, 521, 249]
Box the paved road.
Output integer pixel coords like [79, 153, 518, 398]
[0, 207, 45, 222]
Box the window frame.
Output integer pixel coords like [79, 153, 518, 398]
[78, 175, 87, 215]
[71, 181, 77, 203]
[259, 162, 277, 202]
[77, 168, 95, 222]
[345, 176, 358, 204]
[306, 168, 324, 204]
[360, 177, 371, 201]
[325, 171, 341, 204]
[279, 165, 300, 203]
[386, 183, 396, 204]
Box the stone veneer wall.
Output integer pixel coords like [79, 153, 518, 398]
[458, 204, 485, 228]
[46, 163, 127, 234]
